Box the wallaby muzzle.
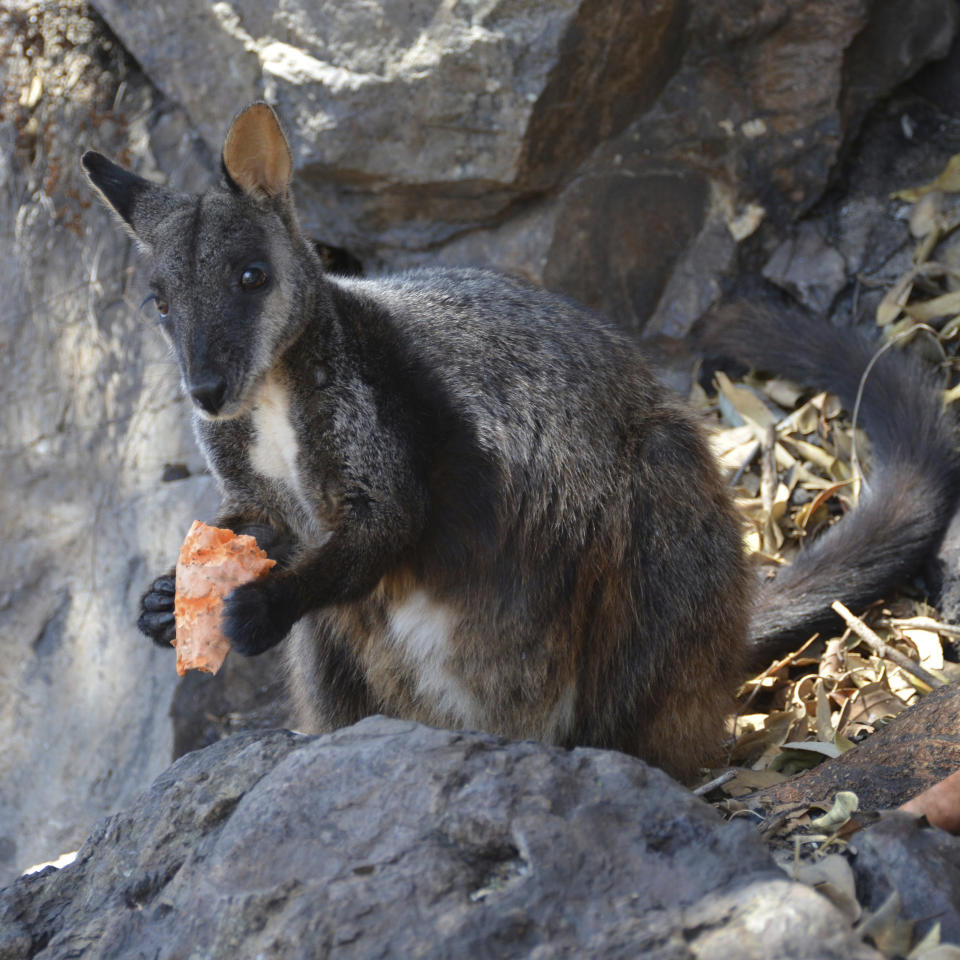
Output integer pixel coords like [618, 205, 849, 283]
[188, 375, 228, 416]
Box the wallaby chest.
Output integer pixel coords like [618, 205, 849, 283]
[248, 374, 302, 486]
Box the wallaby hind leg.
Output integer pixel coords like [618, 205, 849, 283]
[285, 615, 374, 734]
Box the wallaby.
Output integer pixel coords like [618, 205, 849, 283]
[82, 103, 959, 781]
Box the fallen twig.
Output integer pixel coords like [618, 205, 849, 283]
[884, 615, 960, 638]
[737, 633, 821, 717]
[831, 601, 947, 690]
[693, 770, 737, 796]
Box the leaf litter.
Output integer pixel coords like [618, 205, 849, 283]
[692, 152, 960, 958]
[699, 358, 959, 789]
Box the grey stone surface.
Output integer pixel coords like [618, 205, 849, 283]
[3, 0, 960, 919]
[89, 0, 957, 337]
[762, 222, 849, 315]
[0, 3, 220, 885]
[851, 813, 960, 944]
[0, 719, 883, 959]
[90, 0, 679, 250]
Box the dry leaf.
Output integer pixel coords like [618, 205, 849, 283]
[876, 272, 916, 326]
[893, 153, 960, 202]
[814, 678, 835, 743]
[899, 627, 946, 670]
[809, 791, 859, 832]
[909, 926, 960, 960]
[856, 891, 914, 957]
[780, 434, 842, 474]
[838, 681, 906, 741]
[909, 192, 945, 238]
[904, 289, 960, 322]
[715, 370, 778, 430]
[760, 376, 804, 408]
[790, 852, 861, 924]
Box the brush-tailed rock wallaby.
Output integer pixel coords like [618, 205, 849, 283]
[82, 103, 959, 780]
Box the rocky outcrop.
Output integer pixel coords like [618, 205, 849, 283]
[0, 718, 884, 959]
[0, 2, 289, 885]
[1, 0, 957, 896]
[90, 0, 957, 333]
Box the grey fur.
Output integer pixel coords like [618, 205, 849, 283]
[81, 103, 956, 781]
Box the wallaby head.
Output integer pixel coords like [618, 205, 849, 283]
[82, 102, 319, 419]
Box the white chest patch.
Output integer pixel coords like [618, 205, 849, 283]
[387, 590, 477, 725]
[249, 377, 301, 485]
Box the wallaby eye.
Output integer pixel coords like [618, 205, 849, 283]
[239, 263, 268, 291]
[141, 293, 169, 319]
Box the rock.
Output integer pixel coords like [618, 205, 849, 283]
[4, 0, 960, 915]
[0, 718, 883, 959]
[743, 684, 960, 815]
[544, 169, 712, 334]
[89, 0, 957, 338]
[0, 3, 283, 886]
[762, 222, 849, 315]
[852, 813, 960, 944]
[90, 0, 684, 250]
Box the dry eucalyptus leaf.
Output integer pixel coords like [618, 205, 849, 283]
[904, 289, 960, 322]
[912, 948, 960, 960]
[809, 791, 859, 832]
[908, 925, 960, 960]
[856, 891, 914, 957]
[815, 679, 835, 742]
[877, 272, 915, 326]
[843, 681, 908, 726]
[719, 768, 789, 798]
[899, 627, 946, 670]
[760, 376, 804, 408]
[819, 637, 848, 681]
[769, 742, 840, 774]
[789, 853, 861, 924]
[909, 192, 945, 238]
[715, 370, 778, 430]
[780, 434, 842, 474]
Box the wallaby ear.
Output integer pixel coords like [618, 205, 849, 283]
[222, 102, 293, 200]
[81, 151, 181, 248]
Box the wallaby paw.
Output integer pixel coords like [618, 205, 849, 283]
[137, 573, 176, 648]
[222, 578, 297, 656]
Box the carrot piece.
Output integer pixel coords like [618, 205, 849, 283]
[173, 520, 276, 676]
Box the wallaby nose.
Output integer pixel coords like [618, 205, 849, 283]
[189, 376, 228, 415]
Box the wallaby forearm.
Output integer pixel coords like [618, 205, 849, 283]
[273, 524, 408, 615]
[221, 513, 416, 656]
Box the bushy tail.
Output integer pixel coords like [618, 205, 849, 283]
[702, 304, 960, 671]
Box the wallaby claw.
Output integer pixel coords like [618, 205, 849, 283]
[138, 572, 176, 648]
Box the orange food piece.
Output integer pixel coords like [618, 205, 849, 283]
[173, 520, 276, 676]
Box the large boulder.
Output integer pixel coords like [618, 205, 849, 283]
[90, 0, 957, 333]
[1, 0, 957, 896]
[0, 719, 883, 959]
